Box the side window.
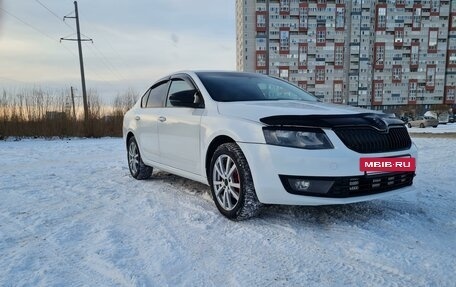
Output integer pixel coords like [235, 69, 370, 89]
[166, 79, 196, 107]
[146, 81, 169, 108]
[141, 88, 151, 108]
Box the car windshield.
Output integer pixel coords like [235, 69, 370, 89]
[196, 72, 317, 102]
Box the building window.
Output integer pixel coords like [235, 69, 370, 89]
[317, 28, 326, 45]
[375, 43, 385, 67]
[299, 45, 307, 67]
[447, 87, 455, 101]
[256, 53, 266, 67]
[393, 66, 402, 83]
[335, 45, 344, 67]
[299, 6, 308, 29]
[426, 66, 436, 87]
[336, 7, 345, 29]
[280, 0, 289, 13]
[408, 81, 417, 102]
[413, 7, 421, 30]
[298, 81, 307, 90]
[280, 30, 289, 52]
[316, 66, 325, 84]
[394, 29, 403, 44]
[411, 45, 419, 67]
[428, 29, 438, 52]
[374, 81, 383, 102]
[449, 52, 456, 66]
[280, 68, 289, 80]
[430, 0, 440, 14]
[256, 14, 266, 28]
[377, 7, 386, 30]
[333, 82, 343, 103]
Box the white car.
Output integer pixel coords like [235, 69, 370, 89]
[123, 71, 417, 220]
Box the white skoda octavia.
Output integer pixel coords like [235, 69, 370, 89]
[123, 71, 417, 220]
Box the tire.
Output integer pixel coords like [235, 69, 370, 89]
[127, 136, 152, 180]
[407, 123, 412, 128]
[209, 143, 262, 220]
[419, 123, 425, 128]
[433, 126, 438, 128]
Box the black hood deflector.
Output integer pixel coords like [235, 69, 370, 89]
[260, 113, 405, 130]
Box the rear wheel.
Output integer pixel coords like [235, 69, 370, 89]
[407, 123, 412, 128]
[128, 136, 152, 180]
[209, 143, 262, 220]
[419, 123, 425, 128]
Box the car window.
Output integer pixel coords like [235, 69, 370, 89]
[146, 81, 169, 108]
[166, 79, 196, 107]
[141, 88, 151, 108]
[196, 72, 316, 102]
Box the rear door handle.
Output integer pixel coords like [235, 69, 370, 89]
[135, 116, 140, 121]
[158, 116, 166, 122]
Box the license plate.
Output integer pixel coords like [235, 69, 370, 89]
[360, 157, 416, 173]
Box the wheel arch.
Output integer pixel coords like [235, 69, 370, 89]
[205, 135, 236, 179]
[126, 131, 135, 148]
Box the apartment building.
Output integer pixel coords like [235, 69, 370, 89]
[236, 0, 456, 110]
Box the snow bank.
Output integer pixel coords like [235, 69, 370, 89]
[0, 137, 454, 286]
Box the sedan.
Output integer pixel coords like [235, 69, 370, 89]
[123, 71, 417, 220]
[407, 116, 439, 128]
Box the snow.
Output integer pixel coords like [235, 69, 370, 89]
[1, 137, 455, 286]
[407, 122, 456, 134]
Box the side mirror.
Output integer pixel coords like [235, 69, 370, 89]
[169, 90, 204, 108]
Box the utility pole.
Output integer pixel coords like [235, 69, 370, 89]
[70, 86, 76, 119]
[61, 1, 92, 132]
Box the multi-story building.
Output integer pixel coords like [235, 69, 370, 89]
[236, 0, 456, 111]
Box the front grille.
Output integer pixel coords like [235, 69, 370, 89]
[333, 126, 411, 153]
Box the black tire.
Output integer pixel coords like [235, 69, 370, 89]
[407, 123, 412, 128]
[209, 143, 262, 220]
[127, 136, 152, 180]
[419, 123, 425, 128]
[433, 126, 438, 128]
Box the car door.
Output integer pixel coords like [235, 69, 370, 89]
[157, 75, 204, 174]
[136, 80, 169, 163]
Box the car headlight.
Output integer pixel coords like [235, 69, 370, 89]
[263, 127, 333, 149]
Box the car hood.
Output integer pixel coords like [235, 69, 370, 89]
[217, 100, 380, 123]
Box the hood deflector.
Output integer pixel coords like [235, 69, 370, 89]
[260, 113, 405, 131]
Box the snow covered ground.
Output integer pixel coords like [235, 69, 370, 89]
[1, 137, 455, 286]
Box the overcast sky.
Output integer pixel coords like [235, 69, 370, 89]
[0, 0, 236, 102]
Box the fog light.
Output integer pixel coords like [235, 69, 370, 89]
[290, 179, 311, 191]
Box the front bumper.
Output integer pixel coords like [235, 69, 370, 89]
[238, 132, 418, 205]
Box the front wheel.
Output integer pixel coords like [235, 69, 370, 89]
[419, 123, 425, 128]
[127, 136, 153, 180]
[209, 143, 262, 220]
[407, 123, 412, 128]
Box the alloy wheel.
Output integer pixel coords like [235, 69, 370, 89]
[128, 140, 140, 175]
[212, 154, 241, 211]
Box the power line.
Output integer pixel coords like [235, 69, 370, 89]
[33, 0, 75, 31]
[0, 7, 58, 42]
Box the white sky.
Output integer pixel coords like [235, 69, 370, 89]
[0, 0, 236, 102]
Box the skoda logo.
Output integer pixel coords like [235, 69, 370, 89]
[365, 115, 389, 132]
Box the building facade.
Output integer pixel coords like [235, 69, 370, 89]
[236, 0, 456, 110]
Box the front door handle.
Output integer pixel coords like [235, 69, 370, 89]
[158, 116, 166, 122]
[135, 116, 141, 121]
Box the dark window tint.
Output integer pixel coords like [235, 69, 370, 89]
[196, 72, 317, 102]
[166, 79, 196, 107]
[146, 81, 169, 108]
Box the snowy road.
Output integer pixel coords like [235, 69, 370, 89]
[1, 137, 455, 286]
